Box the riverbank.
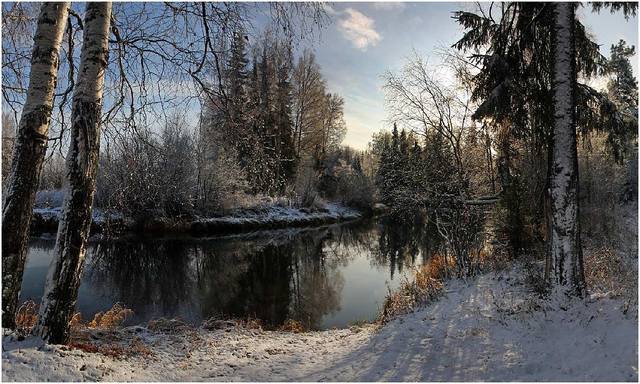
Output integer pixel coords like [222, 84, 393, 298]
[10, 202, 636, 381]
[3, 260, 636, 382]
[30, 200, 363, 236]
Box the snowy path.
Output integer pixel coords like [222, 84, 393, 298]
[3, 267, 637, 382]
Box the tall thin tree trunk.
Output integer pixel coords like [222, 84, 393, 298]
[482, 123, 495, 194]
[34, 2, 112, 344]
[2, 2, 70, 329]
[549, 2, 585, 296]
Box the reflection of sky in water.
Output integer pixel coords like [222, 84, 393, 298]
[22, 218, 440, 330]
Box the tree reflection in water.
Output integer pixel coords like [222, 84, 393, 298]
[374, 216, 443, 279]
[36, 218, 442, 329]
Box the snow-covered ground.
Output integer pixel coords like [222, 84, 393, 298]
[3, 264, 636, 382]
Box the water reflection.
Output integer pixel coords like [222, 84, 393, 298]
[23, 217, 442, 330]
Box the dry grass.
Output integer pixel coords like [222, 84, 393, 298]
[277, 319, 306, 333]
[87, 303, 133, 328]
[379, 238, 517, 325]
[67, 336, 153, 360]
[584, 246, 637, 309]
[14, 300, 38, 334]
[13, 301, 134, 339]
[12, 301, 151, 359]
[378, 253, 452, 324]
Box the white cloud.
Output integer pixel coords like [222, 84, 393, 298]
[337, 8, 382, 51]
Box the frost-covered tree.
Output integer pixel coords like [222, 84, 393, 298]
[548, 3, 637, 296]
[549, 2, 585, 296]
[274, 44, 297, 188]
[34, 2, 112, 344]
[453, 2, 636, 277]
[2, 2, 70, 329]
[374, 122, 460, 220]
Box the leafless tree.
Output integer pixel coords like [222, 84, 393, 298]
[2, 2, 70, 329]
[383, 53, 474, 177]
[35, 2, 112, 344]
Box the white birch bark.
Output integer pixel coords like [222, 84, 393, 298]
[550, 2, 585, 296]
[2, 2, 70, 328]
[34, 2, 112, 344]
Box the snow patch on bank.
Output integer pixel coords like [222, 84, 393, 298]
[196, 202, 361, 226]
[3, 265, 636, 382]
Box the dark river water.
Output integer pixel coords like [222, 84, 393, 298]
[22, 217, 443, 330]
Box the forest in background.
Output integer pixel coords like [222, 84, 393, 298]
[2, 2, 370, 220]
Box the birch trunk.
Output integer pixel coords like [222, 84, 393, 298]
[34, 2, 112, 344]
[2, 2, 70, 329]
[549, 2, 585, 296]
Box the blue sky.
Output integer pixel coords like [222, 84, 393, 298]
[294, 2, 639, 150]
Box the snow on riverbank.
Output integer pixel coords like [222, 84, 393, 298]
[193, 202, 361, 229]
[31, 190, 362, 235]
[3, 264, 636, 382]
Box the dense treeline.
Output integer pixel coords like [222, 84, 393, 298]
[197, 32, 351, 211]
[24, 30, 360, 217]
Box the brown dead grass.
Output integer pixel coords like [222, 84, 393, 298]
[14, 300, 38, 334]
[67, 336, 153, 359]
[87, 303, 133, 328]
[15, 301, 133, 334]
[277, 319, 306, 333]
[379, 239, 516, 324]
[147, 318, 188, 333]
[584, 246, 637, 307]
[13, 301, 151, 359]
[378, 253, 453, 324]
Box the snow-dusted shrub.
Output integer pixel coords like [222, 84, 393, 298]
[292, 160, 319, 208]
[521, 249, 550, 296]
[435, 203, 485, 277]
[96, 119, 198, 217]
[197, 143, 248, 213]
[336, 171, 374, 211]
[158, 121, 198, 215]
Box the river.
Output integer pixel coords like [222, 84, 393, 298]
[21, 217, 443, 330]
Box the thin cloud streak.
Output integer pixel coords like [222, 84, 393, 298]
[338, 8, 382, 50]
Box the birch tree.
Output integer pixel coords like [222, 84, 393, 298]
[549, 2, 585, 296]
[34, 2, 112, 344]
[2, 2, 70, 329]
